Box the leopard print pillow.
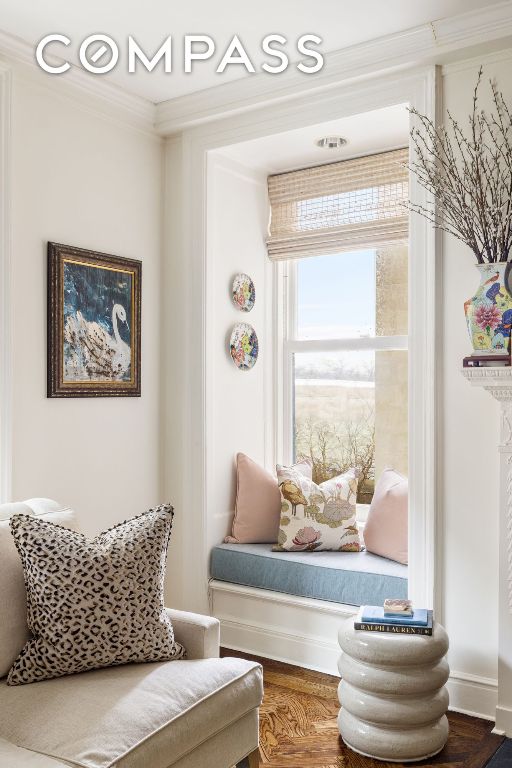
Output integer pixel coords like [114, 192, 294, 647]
[7, 504, 185, 685]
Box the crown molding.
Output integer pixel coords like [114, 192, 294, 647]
[155, 0, 512, 135]
[0, 1, 511, 137]
[0, 28, 156, 133]
[442, 45, 512, 75]
[435, 0, 512, 49]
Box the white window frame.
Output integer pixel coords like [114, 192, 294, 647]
[268, 65, 441, 612]
[279, 254, 409, 472]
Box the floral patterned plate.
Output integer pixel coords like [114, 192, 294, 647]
[230, 322, 258, 370]
[232, 273, 255, 312]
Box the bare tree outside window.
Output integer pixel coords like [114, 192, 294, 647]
[289, 247, 407, 507]
[294, 354, 376, 504]
[295, 418, 375, 503]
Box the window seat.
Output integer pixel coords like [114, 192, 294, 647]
[210, 543, 407, 607]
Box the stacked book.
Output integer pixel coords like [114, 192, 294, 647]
[354, 599, 433, 636]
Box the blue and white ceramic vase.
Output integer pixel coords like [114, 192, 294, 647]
[464, 262, 512, 354]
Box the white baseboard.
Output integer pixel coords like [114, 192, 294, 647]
[211, 580, 354, 676]
[495, 704, 512, 735]
[211, 581, 498, 722]
[220, 617, 341, 676]
[446, 671, 498, 721]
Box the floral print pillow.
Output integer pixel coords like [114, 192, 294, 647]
[274, 465, 363, 552]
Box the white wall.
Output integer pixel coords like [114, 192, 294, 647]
[205, 154, 271, 551]
[440, 54, 512, 700]
[162, 149, 271, 608]
[162, 51, 512, 718]
[8, 62, 163, 538]
[2, 32, 506, 718]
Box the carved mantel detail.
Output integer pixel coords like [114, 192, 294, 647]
[463, 368, 512, 447]
[462, 366, 512, 402]
[506, 453, 512, 613]
[463, 365, 512, 732]
[502, 403, 512, 448]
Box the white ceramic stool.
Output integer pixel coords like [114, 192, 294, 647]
[338, 617, 450, 762]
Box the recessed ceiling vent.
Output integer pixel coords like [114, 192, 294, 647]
[315, 136, 348, 149]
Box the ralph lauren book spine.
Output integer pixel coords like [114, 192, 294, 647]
[354, 622, 433, 636]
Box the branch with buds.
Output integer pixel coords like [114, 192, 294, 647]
[405, 67, 512, 264]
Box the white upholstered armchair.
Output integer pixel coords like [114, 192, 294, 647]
[0, 499, 262, 768]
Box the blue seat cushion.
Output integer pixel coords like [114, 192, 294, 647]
[210, 543, 408, 607]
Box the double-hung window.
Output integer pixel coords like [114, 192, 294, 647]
[267, 149, 409, 514]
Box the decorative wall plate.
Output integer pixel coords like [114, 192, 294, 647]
[232, 273, 255, 312]
[230, 322, 259, 370]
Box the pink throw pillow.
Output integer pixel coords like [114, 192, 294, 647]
[363, 469, 408, 564]
[225, 454, 312, 544]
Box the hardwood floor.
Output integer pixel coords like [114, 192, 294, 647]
[223, 649, 505, 768]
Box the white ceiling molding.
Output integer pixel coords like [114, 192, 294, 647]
[0, 2, 511, 137]
[441, 44, 512, 74]
[0, 29, 156, 133]
[155, 0, 512, 135]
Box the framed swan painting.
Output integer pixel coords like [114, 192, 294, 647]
[47, 242, 142, 397]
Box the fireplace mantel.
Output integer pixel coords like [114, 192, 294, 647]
[462, 365, 512, 735]
[463, 365, 512, 401]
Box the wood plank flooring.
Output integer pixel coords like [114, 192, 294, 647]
[222, 649, 505, 768]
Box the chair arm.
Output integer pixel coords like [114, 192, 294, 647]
[165, 608, 220, 659]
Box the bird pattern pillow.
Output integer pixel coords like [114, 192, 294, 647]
[274, 465, 363, 552]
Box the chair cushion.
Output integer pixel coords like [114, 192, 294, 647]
[0, 657, 263, 768]
[0, 737, 71, 767]
[363, 469, 408, 564]
[211, 543, 408, 606]
[7, 505, 185, 686]
[0, 499, 79, 678]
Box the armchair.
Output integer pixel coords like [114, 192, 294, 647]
[0, 499, 262, 768]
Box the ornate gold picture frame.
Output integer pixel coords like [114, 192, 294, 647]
[47, 242, 141, 397]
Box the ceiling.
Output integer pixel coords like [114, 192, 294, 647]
[0, 0, 503, 104]
[217, 104, 409, 175]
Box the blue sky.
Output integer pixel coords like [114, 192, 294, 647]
[297, 249, 375, 339]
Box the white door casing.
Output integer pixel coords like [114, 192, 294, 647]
[171, 64, 441, 617]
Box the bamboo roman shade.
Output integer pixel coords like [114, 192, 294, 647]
[266, 148, 408, 260]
